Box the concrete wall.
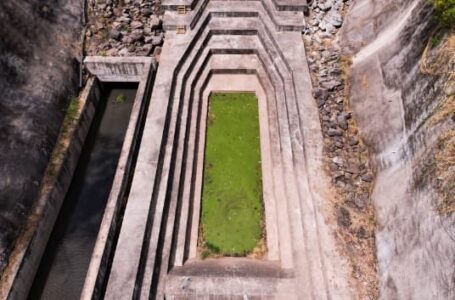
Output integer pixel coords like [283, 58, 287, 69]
[341, 0, 454, 299]
[84, 57, 156, 82]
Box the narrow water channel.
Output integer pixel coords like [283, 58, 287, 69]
[28, 83, 138, 300]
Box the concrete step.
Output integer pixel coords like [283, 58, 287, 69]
[163, 0, 305, 31]
[102, 3, 322, 299]
[171, 35, 294, 265]
[172, 53, 282, 266]
[134, 18, 302, 296]
[165, 273, 297, 299]
[161, 0, 309, 13]
[159, 17, 298, 258]
[146, 35, 296, 297]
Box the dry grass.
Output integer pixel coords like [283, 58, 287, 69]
[420, 32, 455, 76]
[247, 237, 267, 259]
[435, 129, 455, 214]
[429, 94, 455, 125]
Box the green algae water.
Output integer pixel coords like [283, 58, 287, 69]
[201, 92, 263, 256]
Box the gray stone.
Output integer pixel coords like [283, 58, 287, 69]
[141, 8, 153, 17]
[151, 32, 164, 46]
[149, 16, 161, 30]
[332, 156, 344, 165]
[354, 193, 369, 209]
[445, 84, 455, 96]
[121, 35, 134, 44]
[326, 11, 343, 28]
[131, 21, 144, 29]
[337, 206, 351, 227]
[328, 128, 343, 137]
[109, 29, 122, 41]
[361, 173, 374, 182]
[130, 29, 144, 42]
[321, 79, 342, 90]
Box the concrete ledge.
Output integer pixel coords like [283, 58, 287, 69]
[84, 56, 156, 82]
[80, 57, 156, 300]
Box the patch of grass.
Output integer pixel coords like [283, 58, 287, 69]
[431, 32, 444, 48]
[67, 96, 80, 119]
[114, 93, 126, 104]
[431, 0, 455, 28]
[200, 92, 264, 257]
[46, 95, 81, 178]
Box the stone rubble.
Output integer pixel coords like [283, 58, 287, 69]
[85, 0, 163, 57]
[303, 0, 379, 298]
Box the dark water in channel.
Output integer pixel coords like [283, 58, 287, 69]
[28, 83, 138, 300]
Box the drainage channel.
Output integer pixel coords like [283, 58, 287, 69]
[28, 82, 138, 300]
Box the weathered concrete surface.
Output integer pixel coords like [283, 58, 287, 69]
[341, 0, 455, 299]
[81, 57, 156, 300]
[0, 0, 82, 276]
[0, 78, 100, 300]
[84, 57, 156, 82]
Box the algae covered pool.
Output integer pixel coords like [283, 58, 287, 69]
[200, 92, 264, 257]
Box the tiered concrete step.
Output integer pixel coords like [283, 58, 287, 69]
[161, 0, 198, 10]
[165, 259, 296, 299]
[160, 15, 300, 262]
[163, 0, 305, 31]
[169, 36, 292, 268]
[100, 0, 332, 298]
[138, 23, 299, 297]
[161, 0, 308, 12]
[171, 50, 283, 263]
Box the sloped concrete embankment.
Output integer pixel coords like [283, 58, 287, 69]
[341, 0, 455, 298]
[0, 0, 82, 276]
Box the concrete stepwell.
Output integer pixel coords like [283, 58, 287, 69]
[79, 1, 353, 299]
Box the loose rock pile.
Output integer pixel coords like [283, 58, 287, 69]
[85, 0, 164, 57]
[303, 0, 378, 298]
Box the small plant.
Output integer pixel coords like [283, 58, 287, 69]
[114, 94, 126, 104]
[66, 96, 80, 121]
[201, 250, 211, 259]
[431, 0, 455, 28]
[431, 32, 443, 48]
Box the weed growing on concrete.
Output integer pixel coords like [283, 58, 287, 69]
[114, 93, 126, 104]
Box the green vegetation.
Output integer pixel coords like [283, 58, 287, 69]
[114, 93, 126, 104]
[431, 32, 443, 47]
[200, 92, 264, 257]
[431, 0, 455, 27]
[46, 95, 80, 178]
[67, 96, 80, 119]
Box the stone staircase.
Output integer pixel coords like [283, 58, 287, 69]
[80, 1, 353, 299]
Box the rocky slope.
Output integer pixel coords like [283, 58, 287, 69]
[0, 0, 82, 274]
[85, 0, 163, 57]
[341, 0, 454, 298]
[303, 0, 379, 298]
